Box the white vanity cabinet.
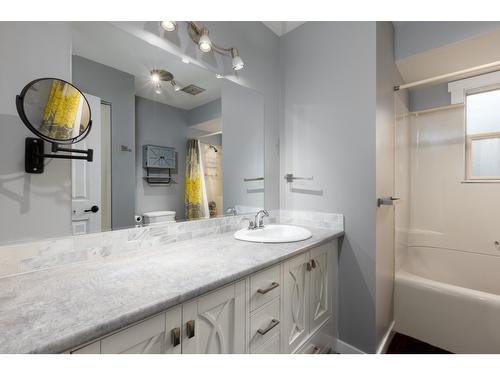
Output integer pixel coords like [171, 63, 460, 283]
[282, 241, 336, 353]
[69, 239, 338, 355]
[182, 281, 247, 354]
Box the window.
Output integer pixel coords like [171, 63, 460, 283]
[465, 87, 500, 180]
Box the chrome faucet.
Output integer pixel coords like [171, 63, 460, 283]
[241, 210, 270, 230]
[254, 209, 270, 229]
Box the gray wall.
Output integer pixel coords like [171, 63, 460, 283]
[0, 22, 73, 244]
[280, 22, 378, 352]
[186, 99, 221, 126]
[135, 96, 189, 220]
[222, 80, 265, 212]
[72, 55, 136, 229]
[394, 21, 500, 61]
[409, 83, 451, 112]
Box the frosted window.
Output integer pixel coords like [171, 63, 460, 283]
[471, 137, 500, 177]
[466, 88, 500, 179]
[467, 89, 500, 135]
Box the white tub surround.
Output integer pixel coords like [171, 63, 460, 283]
[0, 210, 343, 354]
[395, 246, 500, 353]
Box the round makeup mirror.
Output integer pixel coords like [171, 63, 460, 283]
[16, 78, 92, 144]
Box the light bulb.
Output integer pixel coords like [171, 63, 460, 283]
[151, 71, 160, 83]
[171, 80, 181, 92]
[231, 48, 244, 71]
[198, 28, 212, 53]
[160, 21, 177, 32]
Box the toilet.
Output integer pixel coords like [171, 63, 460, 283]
[142, 211, 176, 224]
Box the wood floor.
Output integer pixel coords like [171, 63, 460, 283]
[387, 333, 452, 354]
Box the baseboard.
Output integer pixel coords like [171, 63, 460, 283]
[376, 321, 395, 354]
[335, 339, 366, 354]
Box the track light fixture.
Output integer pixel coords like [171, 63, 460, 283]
[161, 21, 245, 71]
[150, 69, 181, 94]
[160, 21, 177, 32]
[198, 27, 212, 53]
[231, 48, 244, 71]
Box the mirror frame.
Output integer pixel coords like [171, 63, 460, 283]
[16, 77, 93, 144]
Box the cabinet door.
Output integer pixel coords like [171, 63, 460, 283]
[309, 243, 333, 333]
[101, 313, 166, 354]
[282, 253, 309, 353]
[182, 281, 246, 354]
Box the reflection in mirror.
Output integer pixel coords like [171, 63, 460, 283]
[65, 21, 265, 236]
[18, 78, 91, 143]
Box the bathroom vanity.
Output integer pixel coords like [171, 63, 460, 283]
[0, 219, 342, 354]
[71, 240, 337, 354]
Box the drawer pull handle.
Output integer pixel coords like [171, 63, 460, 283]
[186, 320, 195, 339]
[257, 318, 280, 336]
[171, 327, 180, 347]
[257, 281, 279, 294]
[311, 259, 317, 269]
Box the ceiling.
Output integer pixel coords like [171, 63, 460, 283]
[396, 28, 500, 86]
[72, 22, 222, 111]
[262, 22, 306, 37]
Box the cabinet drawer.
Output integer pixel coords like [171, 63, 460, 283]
[250, 299, 280, 351]
[101, 313, 166, 354]
[250, 264, 281, 311]
[252, 334, 280, 354]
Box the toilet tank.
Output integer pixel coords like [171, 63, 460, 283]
[142, 211, 176, 224]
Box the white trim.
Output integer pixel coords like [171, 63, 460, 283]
[448, 70, 500, 104]
[376, 321, 395, 354]
[335, 339, 366, 354]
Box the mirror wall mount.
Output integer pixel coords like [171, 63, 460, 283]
[25, 138, 94, 174]
[16, 78, 94, 174]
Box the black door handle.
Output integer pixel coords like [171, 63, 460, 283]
[84, 205, 99, 213]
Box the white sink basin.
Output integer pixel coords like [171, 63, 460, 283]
[234, 224, 312, 243]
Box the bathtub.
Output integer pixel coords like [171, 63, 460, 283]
[394, 246, 500, 353]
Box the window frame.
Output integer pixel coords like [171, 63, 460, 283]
[464, 85, 500, 181]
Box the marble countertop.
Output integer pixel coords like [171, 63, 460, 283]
[0, 226, 343, 354]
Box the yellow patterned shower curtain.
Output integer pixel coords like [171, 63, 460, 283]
[185, 139, 207, 220]
[41, 80, 82, 140]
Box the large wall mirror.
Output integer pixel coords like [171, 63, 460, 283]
[4, 22, 264, 243]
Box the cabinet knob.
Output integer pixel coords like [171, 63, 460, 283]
[311, 259, 316, 269]
[171, 327, 180, 347]
[186, 320, 195, 339]
[306, 262, 312, 272]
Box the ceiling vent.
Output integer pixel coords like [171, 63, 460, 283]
[181, 84, 206, 95]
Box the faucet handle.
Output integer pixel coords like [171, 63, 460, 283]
[241, 217, 256, 230]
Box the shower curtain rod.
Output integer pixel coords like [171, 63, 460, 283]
[197, 131, 222, 139]
[394, 60, 500, 91]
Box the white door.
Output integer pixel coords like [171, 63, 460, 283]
[71, 93, 101, 235]
[182, 281, 246, 354]
[308, 243, 333, 333]
[282, 253, 309, 353]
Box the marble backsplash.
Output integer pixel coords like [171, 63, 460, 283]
[0, 210, 343, 278]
